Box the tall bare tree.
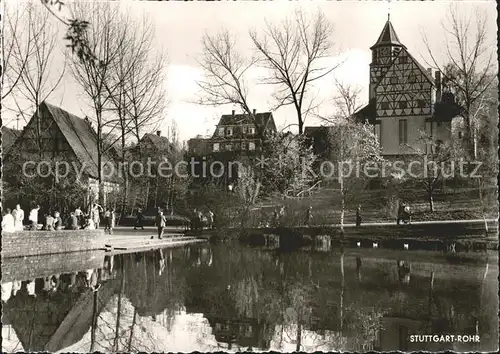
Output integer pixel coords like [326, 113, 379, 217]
[250, 9, 339, 134]
[120, 16, 167, 215]
[7, 3, 66, 155]
[196, 30, 270, 139]
[68, 1, 131, 205]
[2, 3, 39, 103]
[423, 4, 496, 159]
[124, 17, 167, 148]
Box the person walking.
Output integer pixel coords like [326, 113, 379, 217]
[404, 203, 412, 225]
[191, 208, 198, 231]
[304, 206, 313, 227]
[356, 205, 362, 227]
[206, 209, 214, 229]
[154, 210, 166, 240]
[134, 208, 145, 230]
[109, 209, 116, 234]
[103, 209, 111, 234]
[272, 208, 279, 227]
[396, 202, 405, 225]
[12, 204, 25, 231]
[197, 209, 204, 230]
[1, 208, 15, 233]
[28, 205, 40, 230]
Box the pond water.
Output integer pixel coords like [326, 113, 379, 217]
[1, 243, 498, 352]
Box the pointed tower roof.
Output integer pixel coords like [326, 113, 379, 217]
[370, 16, 406, 50]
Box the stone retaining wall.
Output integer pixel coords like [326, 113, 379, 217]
[2, 230, 105, 258]
[1, 251, 104, 283]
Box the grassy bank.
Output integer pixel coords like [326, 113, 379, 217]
[248, 185, 498, 227]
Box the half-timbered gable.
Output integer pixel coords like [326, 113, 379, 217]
[375, 48, 434, 118]
[356, 16, 462, 157]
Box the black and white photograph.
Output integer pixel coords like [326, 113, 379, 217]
[1, 0, 498, 352]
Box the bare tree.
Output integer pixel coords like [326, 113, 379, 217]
[106, 13, 167, 215]
[125, 17, 167, 148]
[2, 3, 39, 103]
[7, 3, 66, 156]
[320, 79, 364, 124]
[422, 4, 496, 159]
[67, 1, 131, 205]
[400, 132, 456, 213]
[122, 22, 167, 215]
[250, 9, 339, 134]
[196, 30, 271, 139]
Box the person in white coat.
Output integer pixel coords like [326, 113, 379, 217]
[2, 208, 15, 233]
[12, 204, 24, 231]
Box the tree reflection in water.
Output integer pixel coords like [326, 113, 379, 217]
[1, 244, 498, 352]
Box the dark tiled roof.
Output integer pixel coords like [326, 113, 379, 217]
[217, 112, 275, 128]
[1, 126, 21, 153]
[370, 19, 406, 50]
[142, 133, 175, 153]
[212, 112, 277, 139]
[352, 99, 377, 124]
[43, 102, 118, 181]
[304, 126, 329, 136]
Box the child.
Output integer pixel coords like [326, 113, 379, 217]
[85, 217, 95, 230]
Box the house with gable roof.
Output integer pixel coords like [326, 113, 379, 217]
[352, 15, 463, 157]
[3, 101, 121, 208]
[186, 109, 277, 186]
[1, 126, 22, 153]
[209, 109, 277, 155]
[303, 17, 463, 162]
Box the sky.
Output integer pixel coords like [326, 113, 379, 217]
[2, 0, 497, 143]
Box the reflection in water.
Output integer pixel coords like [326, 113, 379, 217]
[1, 245, 498, 352]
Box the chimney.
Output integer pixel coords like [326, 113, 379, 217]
[232, 110, 235, 117]
[435, 71, 442, 102]
[156, 130, 161, 136]
[253, 109, 256, 115]
[84, 116, 92, 128]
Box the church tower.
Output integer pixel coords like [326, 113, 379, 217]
[352, 15, 460, 157]
[369, 15, 406, 100]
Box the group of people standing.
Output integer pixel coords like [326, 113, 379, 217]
[2, 204, 27, 232]
[1, 202, 117, 233]
[190, 208, 214, 231]
[2, 204, 43, 232]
